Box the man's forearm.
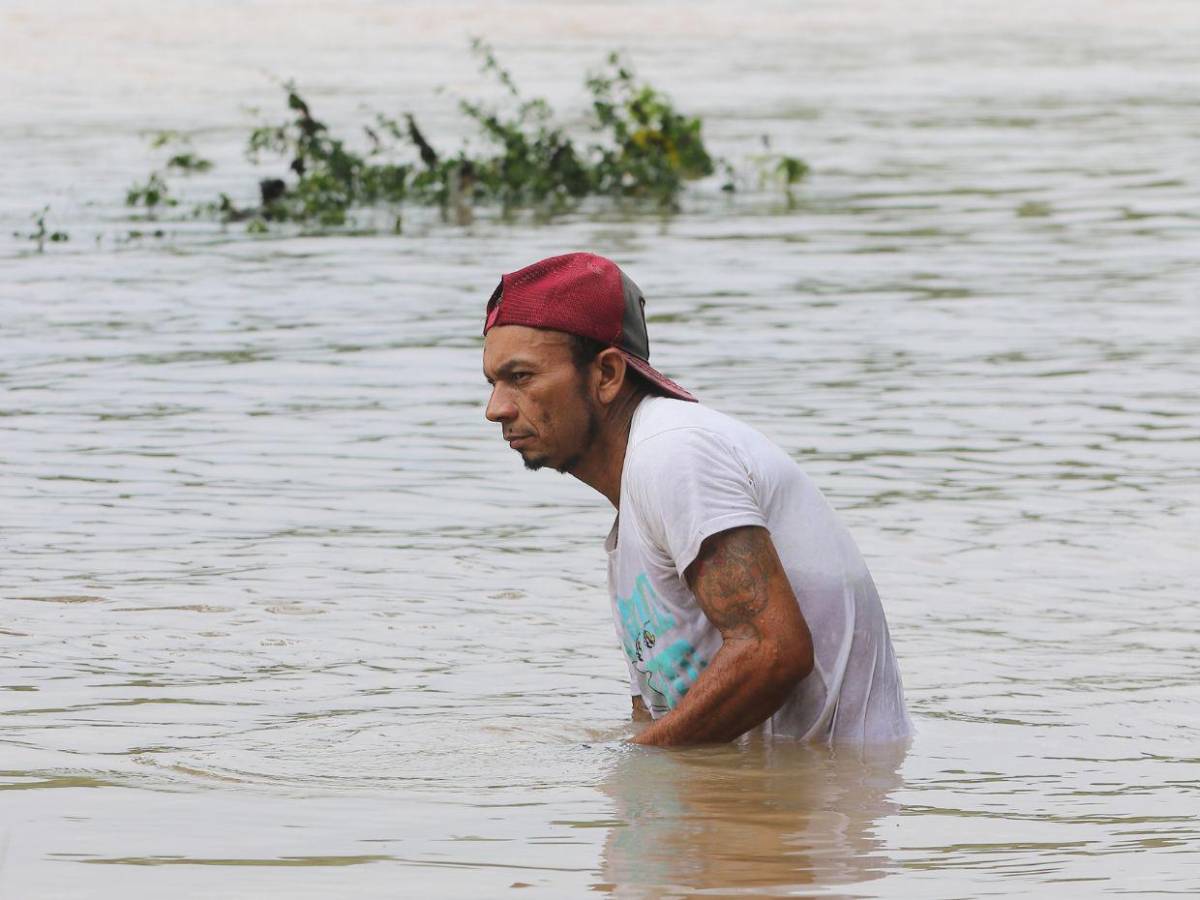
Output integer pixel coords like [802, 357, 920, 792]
[630, 636, 806, 746]
[632, 526, 814, 746]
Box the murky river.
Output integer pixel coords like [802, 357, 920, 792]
[3, 1, 1199, 896]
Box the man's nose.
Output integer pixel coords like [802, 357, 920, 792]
[485, 385, 516, 423]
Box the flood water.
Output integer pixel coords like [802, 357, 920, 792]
[3, 1, 1199, 896]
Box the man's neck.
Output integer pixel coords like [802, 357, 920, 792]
[569, 393, 647, 508]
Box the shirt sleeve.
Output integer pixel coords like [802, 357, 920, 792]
[625, 427, 767, 580]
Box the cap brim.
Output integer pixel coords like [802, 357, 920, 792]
[620, 350, 697, 403]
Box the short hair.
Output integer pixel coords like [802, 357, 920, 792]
[565, 333, 608, 371]
[564, 333, 660, 400]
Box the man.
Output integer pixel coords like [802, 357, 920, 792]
[482, 252, 911, 746]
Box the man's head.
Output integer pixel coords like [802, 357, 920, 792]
[482, 253, 694, 475]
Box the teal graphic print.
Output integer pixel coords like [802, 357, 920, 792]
[615, 573, 707, 711]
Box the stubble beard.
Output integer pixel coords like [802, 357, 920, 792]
[521, 383, 601, 475]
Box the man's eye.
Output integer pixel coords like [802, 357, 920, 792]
[512, 372, 532, 383]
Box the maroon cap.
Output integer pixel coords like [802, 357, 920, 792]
[483, 252, 697, 402]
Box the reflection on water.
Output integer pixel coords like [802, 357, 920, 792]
[3, 0, 1200, 897]
[599, 741, 906, 897]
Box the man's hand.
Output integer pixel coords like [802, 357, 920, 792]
[630, 525, 814, 746]
[631, 695, 652, 722]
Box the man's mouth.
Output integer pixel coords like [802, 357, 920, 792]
[506, 433, 533, 449]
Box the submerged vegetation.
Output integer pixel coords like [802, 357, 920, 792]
[15, 206, 69, 252]
[121, 41, 807, 234]
[126, 132, 214, 217]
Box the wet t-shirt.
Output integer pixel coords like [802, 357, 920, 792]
[606, 397, 911, 743]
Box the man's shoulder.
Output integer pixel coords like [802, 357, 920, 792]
[626, 397, 798, 488]
[625, 398, 761, 487]
[629, 397, 744, 449]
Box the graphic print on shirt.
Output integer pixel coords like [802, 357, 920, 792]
[615, 573, 708, 714]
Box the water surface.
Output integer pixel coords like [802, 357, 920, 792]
[2, 1, 1199, 896]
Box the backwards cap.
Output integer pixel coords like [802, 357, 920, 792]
[483, 252, 696, 402]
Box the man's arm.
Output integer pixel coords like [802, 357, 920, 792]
[630, 525, 814, 746]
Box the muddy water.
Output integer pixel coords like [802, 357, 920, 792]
[3, 1, 1199, 897]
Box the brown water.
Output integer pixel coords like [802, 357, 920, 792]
[3, 1, 1199, 897]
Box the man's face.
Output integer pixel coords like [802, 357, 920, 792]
[483, 325, 600, 473]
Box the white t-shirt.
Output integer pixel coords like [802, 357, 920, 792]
[606, 397, 911, 743]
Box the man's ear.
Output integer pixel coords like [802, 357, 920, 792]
[594, 348, 628, 405]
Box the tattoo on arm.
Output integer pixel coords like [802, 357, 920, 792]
[631, 526, 813, 745]
[686, 527, 774, 641]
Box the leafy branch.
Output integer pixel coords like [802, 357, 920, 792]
[125, 41, 808, 232]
